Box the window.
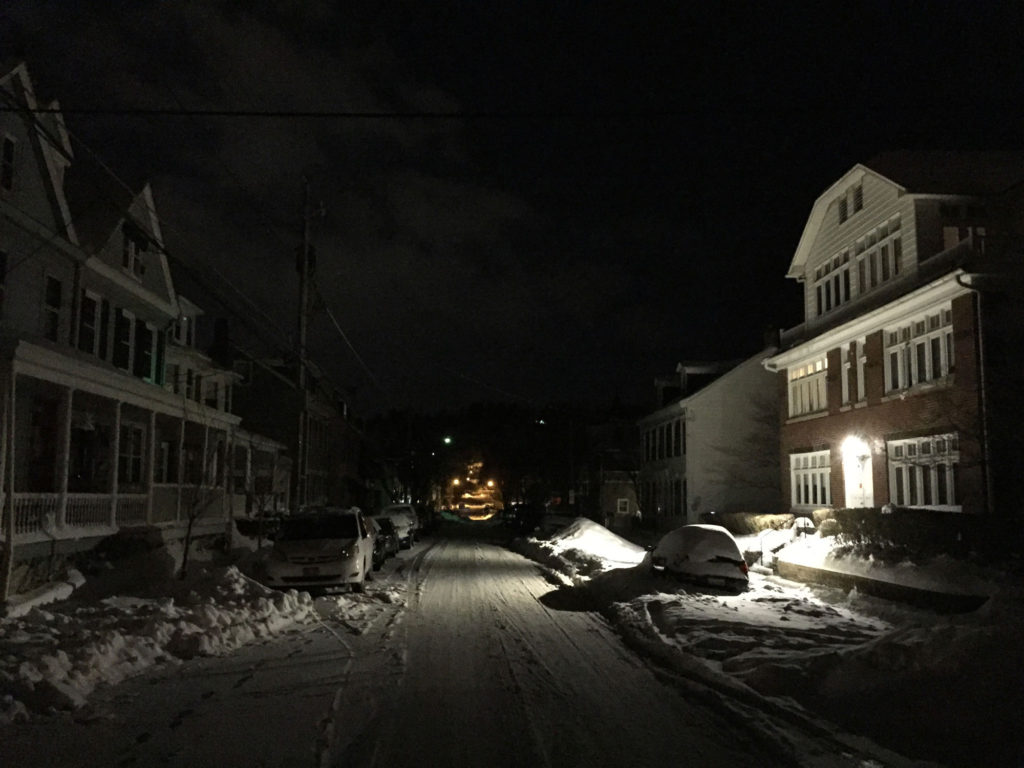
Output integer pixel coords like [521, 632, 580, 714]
[888, 434, 959, 509]
[133, 319, 155, 381]
[841, 344, 852, 405]
[852, 184, 863, 212]
[787, 357, 828, 417]
[78, 290, 102, 355]
[113, 308, 134, 370]
[884, 306, 954, 392]
[855, 216, 902, 297]
[118, 424, 145, 487]
[855, 340, 866, 402]
[1, 136, 14, 192]
[43, 275, 62, 341]
[790, 451, 832, 506]
[617, 498, 630, 515]
[812, 251, 852, 316]
[206, 380, 219, 409]
[673, 419, 681, 456]
[838, 197, 848, 224]
[121, 225, 147, 280]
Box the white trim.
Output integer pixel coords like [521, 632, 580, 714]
[767, 270, 970, 370]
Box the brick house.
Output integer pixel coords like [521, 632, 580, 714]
[765, 152, 1024, 517]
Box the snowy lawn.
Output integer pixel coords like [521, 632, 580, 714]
[0, 538, 403, 727]
[514, 517, 1024, 767]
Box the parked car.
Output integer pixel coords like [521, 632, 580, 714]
[367, 516, 400, 569]
[374, 504, 419, 548]
[650, 523, 749, 590]
[258, 507, 373, 593]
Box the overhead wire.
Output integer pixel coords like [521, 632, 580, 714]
[4, 64, 549, 411]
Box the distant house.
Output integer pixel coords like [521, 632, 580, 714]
[0, 63, 286, 600]
[638, 355, 780, 528]
[765, 152, 1024, 518]
[224, 341, 365, 512]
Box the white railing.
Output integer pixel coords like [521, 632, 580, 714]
[1, 488, 225, 543]
[116, 495, 148, 526]
[66, 494, 112, 527]
[3, 494, 57, 536]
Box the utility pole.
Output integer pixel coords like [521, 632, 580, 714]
[294, 178, 314, 510]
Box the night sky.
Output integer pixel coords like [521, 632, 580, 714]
[4, 1, 1024, 415]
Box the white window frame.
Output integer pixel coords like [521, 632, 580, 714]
[887, 433, 960, 510]
[855, 215, 902, 296]
[788, 356, 828, 417]
[113, 307, 135, 371]
[813, 251, 853, 316]
[790, 450, 832, 507]
[121, 229, 146, 280]
[617, 498, 630, 515]
[884, 307, 954, 393]
[77, 288, 103, 355]
[118, 422, 146, 486]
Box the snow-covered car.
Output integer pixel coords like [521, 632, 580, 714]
[650, 523, 749, 590]
[374, 504, 419, 548]
[367, 516, 400, 569]
[259, 508, 373, 593]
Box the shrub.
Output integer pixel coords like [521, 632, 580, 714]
[817, 518, 840, 537]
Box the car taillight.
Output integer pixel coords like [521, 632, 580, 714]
[739, 561, 749, 575]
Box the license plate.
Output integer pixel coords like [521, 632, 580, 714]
[706, 576, 726, 586]
[303, 566, 320, 577]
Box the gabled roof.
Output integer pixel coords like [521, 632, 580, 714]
[0, 61, 77, 243]
[787, 151, 1024, 279]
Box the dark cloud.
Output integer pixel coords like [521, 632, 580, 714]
[5, 0, 1024, 414]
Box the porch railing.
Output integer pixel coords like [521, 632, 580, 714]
[1, 489, 224, 542]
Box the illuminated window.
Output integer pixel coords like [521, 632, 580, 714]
[888, 434, 959, 509]
[790, 451, 832, 506]
[787, 356, 828, 417]
[884, 306, 954, 392]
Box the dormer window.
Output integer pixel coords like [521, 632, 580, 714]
[837, 183, 863, 224]
[121, 223, 148, 280]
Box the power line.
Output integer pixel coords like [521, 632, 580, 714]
[0, 105, 695, 121]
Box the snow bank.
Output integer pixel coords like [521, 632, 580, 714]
[512, 517, 646, 583]
[515, 519, 1024, 765]
[0, 554, 314, 724]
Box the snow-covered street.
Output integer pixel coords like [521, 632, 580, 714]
[3, 519, 1022, 766]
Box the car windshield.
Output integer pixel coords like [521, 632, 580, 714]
[376, 518, 397, 534]
[278, 515, 358, 541]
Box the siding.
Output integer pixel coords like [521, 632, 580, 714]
[801, 172, 919, 322]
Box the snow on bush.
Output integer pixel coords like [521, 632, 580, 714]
[0, 563, 314, 723]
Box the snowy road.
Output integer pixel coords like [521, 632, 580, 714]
[327, 526, 779, 768]
[4, 524, 917, 767]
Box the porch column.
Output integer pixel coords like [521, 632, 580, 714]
[145, 410, 156, 525]
[224, 428, 235, 545]
[109, 401, 121, 528]
[176, 417, 185, 522]
[56, 386, 73, 529]
[1, 364, 16, 602]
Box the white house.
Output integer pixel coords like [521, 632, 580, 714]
[0, 63, 287, 601]
[639, 353, 779, 528]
